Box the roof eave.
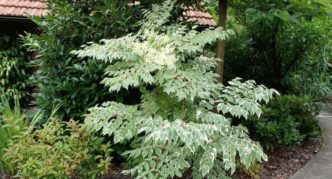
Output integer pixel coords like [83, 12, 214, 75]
[0, 15, 31, 22]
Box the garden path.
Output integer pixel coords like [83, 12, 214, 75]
[290, 106, 332, 179]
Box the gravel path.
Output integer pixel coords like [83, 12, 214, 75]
[290, 106, 332, 179]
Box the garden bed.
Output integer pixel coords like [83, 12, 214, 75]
[0, 138, 322, 179]
[0, 0, 330, 178]
[234, 138, 322, 179]
[95, 137, 322, 179]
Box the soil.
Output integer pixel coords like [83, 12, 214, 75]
[326, 98, 332, 104]
[99, 166, 131, 179]
[233, 138, 322, 179]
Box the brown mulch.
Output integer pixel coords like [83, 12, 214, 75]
[233, 138, 322, 179]
[99, 165, 131, 179]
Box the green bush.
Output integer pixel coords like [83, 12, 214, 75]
[0, 97, 29, 174]
[73, 1, 278, 178]
[24, 0, 139, 120]
[0, 35, 32, 106]
[0, 96, 111, 178]
[5, 119, 111, 178]
[223, 2, 329, 150]
[279, 19, 332, 99]
[238, 95, 322, 149]
[224, 1, 332, 100]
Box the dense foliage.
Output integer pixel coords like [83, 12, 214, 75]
[210, 0, 331, 148]
[0, 36, 32, 105]
[73, 1, 278, 178]
[280, 19, 331, 98]
[236, 95, 321, 149]
[224, 0, 332, 98]
[0, 0, 329, 178]
[24, 0, 206, 121]
[24, 0, 140, 120]
[0, 98, 28, 174]
[5, 119, 111, 178]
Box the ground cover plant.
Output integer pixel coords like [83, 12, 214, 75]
[73, 1, 278, 178]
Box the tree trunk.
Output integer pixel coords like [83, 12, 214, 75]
[216, 0, 228, 83]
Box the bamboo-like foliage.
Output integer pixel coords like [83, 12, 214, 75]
[0, 98, 28, 173]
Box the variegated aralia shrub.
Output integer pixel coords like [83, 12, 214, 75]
[73, 1, 278, 178]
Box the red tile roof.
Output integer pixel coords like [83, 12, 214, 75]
[130, 1, 216, 26]
[0, 0, 47, 17]
[183, 7, 216, 26]
[0, 1, 216, 26]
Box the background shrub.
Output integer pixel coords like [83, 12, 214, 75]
[278, 19, 331, 98]
[224, 5, 331, 98]
[218, 0, 330, 148]
[5, 119, 111, 178]
[0, 36, 32, 106]
[24, 0, 140, 120]
[236, 95, 322, 149]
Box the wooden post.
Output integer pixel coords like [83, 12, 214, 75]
[216, 0, 227, 83]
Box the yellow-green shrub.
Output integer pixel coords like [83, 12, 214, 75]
[5, 119, 111, 178]
[0, 97, 29, 174]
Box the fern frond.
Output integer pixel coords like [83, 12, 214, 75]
[102, 61, 158, 92]
[156, 68, 220, 101]
[72, 36, 137, 63]
[84, 102, 143, 143]
[123, 145, 190, 179]
[140, 0, 176, 31]
[217, 78, 279, 119]
[174, 27, 234, 56]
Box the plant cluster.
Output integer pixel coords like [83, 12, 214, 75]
[237, 95, 321, 149]
[73, 1, 278, 178]
[24, 0, 206, 121]
[0, 0, 328, 178]
[280, 19, 331, 98]
[225, 0, 331, 97]
[0, 95, 111, 178]
[5, 119, 111, 178]
[24, 0, 140, 120]
[0, 97, 30, 173]
[0, 35, 32, 105]
[217, 0, 330, 148]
